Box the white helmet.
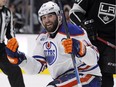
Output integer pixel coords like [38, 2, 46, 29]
[38, 1, 60, 23]
[38, 1, 62, 34]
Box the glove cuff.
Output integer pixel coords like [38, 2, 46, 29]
[76, 41, 86, 57]
[17, 51, 27, 64]
[7, 51, 26, 65]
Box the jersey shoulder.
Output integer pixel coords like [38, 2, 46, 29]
[39, 28, 47, 34]
[36, 28, 47, 42]
[59, 22, 84, 36]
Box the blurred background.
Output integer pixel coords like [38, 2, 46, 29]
[7, 0, 73, 34]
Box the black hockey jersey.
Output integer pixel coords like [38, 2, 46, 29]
[70, 0, 116, 73]
[71, 0, 115, 43]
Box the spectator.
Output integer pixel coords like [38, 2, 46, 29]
[9, 3, 25, 33]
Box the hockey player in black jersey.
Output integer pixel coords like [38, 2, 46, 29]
[0, 0, 25, 87]
[70, 0, 116, 87]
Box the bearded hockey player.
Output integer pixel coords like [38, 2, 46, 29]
[5, 1, 102, 87]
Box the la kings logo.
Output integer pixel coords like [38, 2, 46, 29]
[98, 2, 116, 24]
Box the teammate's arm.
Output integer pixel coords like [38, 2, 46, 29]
[70, 3, 86, 26]
[70, 0, 97, 40]
[5, 37, 45, 74]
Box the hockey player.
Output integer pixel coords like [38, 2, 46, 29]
[5, 1, 102, 87]
[69, 0, 115, 87]
[0, 0, 25, 87]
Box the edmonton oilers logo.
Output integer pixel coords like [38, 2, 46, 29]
[43, 41, 57, 65]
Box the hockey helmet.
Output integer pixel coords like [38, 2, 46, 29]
[38, 1, 62, 33]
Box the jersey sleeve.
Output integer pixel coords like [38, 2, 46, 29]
[67, 24, 99, 65]
[65, 23, 99, 66]
[19, 36, 47, 74]
[69, 0, 94, 25]
[32, 35, 47, 72]
[32, 36, 46, 61]
[19, 55, 43, 74]
[73, 29, 99, 65]
[72, 0, 94, 11]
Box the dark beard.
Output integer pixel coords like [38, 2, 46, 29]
[49, 18, 59, 38]
[45, 17, 58, 33]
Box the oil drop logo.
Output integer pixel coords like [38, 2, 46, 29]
[43, 41, 57, 65]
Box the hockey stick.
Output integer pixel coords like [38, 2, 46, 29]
[56, 0, 82, 87]
[97, 37, 116, 49]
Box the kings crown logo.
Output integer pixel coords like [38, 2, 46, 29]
[98, 2, 116, 24]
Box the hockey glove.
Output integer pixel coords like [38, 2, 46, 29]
[62, 38, 86, 57]
[5, 38, 26, 65]
[82, 20, 97, 41]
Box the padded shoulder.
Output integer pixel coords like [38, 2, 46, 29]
[39, 28, 47, 34]
[59, 23, 84, 36]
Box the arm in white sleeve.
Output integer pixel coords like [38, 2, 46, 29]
[19, 55, 42, 75]
[19, 34, 46, 74]
[81, 46, 99, 66]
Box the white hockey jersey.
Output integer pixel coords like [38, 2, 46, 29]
[20, 23, 101, 79]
